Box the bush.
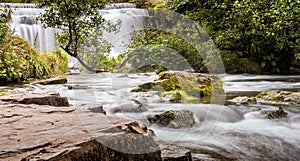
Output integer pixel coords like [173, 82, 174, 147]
[0, 8, 68, 85]
[0, 35, 50, 84]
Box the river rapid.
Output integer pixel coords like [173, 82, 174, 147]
[28, 72, 300, 161]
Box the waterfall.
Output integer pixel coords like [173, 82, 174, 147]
[1, 3, 58, 53]
[1, 3, 148, 57]
[101, 4, 148, 57]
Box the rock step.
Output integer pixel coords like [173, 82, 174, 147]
[0, 91, 69, 107]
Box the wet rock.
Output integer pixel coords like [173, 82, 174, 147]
[147, 110, 195, 129]
[132, 71, 224, 100]
[31, 76, 67, 85]
[105, 116, 148, 135]
[229, 96, 257, 105]
[256, 90, 300, 106]
[161, 145, 192, 161]
[131, 82, 154, 92]
[109, 101, 148, 113]
[78, 104, 106, 114]
[266, 107, 288, 119]
[64, 84, 90, 90]
[0, 91, 69, 107]
[169, 90, 182, 103]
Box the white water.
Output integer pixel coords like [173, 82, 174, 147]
[27, 73, 300, 160]
[1, 3, 148, 56]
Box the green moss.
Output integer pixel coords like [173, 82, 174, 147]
[256, 91, 267, 98]
[133, 71, 224, 101]
[169, 120, 179, 128]
[0, 89, 7, 96]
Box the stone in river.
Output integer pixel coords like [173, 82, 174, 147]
[147, 110, 195, 129]
[266, 107, 288, 119]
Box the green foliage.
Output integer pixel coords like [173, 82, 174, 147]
[0, 35, 49, 84]
[119, 30, 206, 72]
[168, 0, 300, 73]
[35, 0, 120, 72]
[129, 0, 167, 8]
[80, 54, 118, 72]
[0, 0, 34, 2]
[40, 49, 69, 75]
[0, 7, 10, 45]
[98, 55, 118, 71]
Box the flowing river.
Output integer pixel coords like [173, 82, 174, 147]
[27, 73, 300, 161]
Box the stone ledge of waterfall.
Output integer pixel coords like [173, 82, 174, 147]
[30, 76, 67, 85]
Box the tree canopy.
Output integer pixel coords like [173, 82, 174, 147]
[35, 0, 120, 72]
[168, 0, 300, 73]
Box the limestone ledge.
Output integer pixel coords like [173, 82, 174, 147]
[0, 91, 192, 161]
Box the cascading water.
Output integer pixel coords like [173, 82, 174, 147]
[2, 3, 58, 53]
[101, 3, 148, 57]
[1, 3, 148, 57]
[29, 73, 300, 161]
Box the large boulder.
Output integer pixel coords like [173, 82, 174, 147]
[147, 110, 195, 129]
[131, 71, 224, 101]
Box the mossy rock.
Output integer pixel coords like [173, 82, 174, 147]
[229, 96, 257, 105]
[266, 107, 288, 119]
[96, 64, 112, 72]
[169, 90, 182, 103]
[147, 110, 195, 129]
[256, 90, 300, 105]
[132, 71, 224, 99]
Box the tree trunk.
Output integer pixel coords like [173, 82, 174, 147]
[75, 55, 96, 73]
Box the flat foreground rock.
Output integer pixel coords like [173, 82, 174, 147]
[0, 91, 191, 161]
[0, 103, 161, 161]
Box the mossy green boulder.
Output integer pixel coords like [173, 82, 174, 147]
[131, 71, 224, 100]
